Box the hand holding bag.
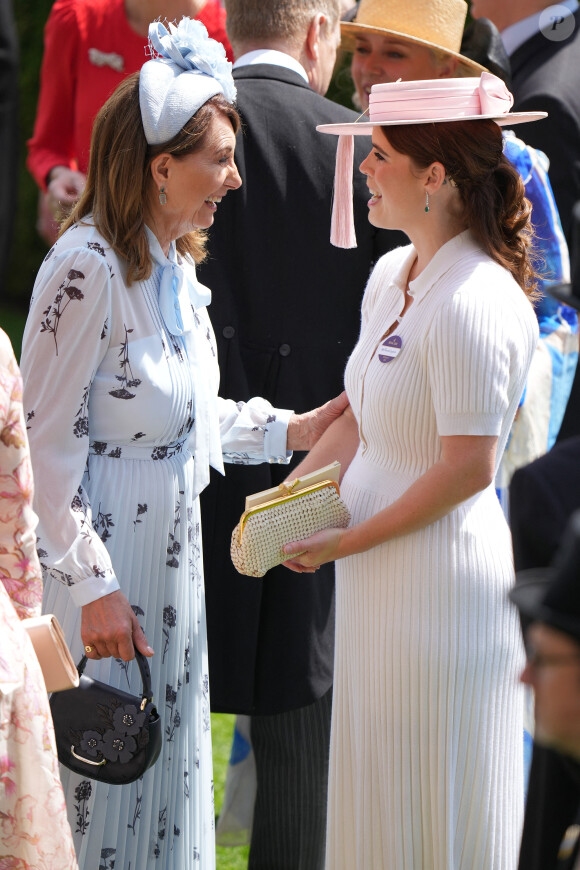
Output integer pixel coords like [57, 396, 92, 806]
[230, 461, 350, 578]
[49, 650, 162, 784]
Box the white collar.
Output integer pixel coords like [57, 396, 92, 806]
[407, 230, 480, 304]
[233, 49, 309, 84]
[501, 0, 579, 56]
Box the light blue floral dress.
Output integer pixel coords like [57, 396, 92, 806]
[20, 220, 290, 870]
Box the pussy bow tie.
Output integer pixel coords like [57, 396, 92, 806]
[158, 261, 212, 335]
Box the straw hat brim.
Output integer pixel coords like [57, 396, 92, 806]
[316, 111, 548, 135]
[341, 21, 487, 76]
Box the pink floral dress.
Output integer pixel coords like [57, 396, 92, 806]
[0, 328, 77, 870]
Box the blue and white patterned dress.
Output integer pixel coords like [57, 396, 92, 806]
[20, 220, 290, 870]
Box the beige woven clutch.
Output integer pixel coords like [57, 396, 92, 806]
[230, 462, 350, 578]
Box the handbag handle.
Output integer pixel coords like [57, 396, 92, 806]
[76, 649, 154, 706]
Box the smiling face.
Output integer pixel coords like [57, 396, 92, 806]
[359, 127, 427, 234]
[350, 32, 459, 110]
[149, 111, 241, 252]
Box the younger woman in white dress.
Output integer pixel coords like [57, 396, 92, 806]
[20, 19, 346, 870]
[283, 74, 545, 868]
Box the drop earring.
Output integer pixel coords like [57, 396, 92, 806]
[424, 192, 429, 213]
[159, 186, 167, 205]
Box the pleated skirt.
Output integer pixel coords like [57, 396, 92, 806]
[325, 455, 524, 870]
[43, 447, 215, 870]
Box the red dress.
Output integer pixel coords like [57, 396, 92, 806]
[27, 0, 232, 189]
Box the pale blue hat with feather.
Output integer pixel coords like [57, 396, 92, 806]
[139, 17, 236, 146]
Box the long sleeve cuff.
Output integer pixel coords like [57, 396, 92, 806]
[68, 569, 120, 607]
[263, 406, 293, 464]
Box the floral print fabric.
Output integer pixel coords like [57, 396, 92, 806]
[20, 223, 288, 870]
[0, 328, 77, 870]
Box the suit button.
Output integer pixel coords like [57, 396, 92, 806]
[222, 326, 235, 339]
[279, 343, 291, 357]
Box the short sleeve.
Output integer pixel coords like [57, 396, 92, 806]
[428, 290, 511, 437]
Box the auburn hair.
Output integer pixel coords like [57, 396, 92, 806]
[382, 120, 540, 299]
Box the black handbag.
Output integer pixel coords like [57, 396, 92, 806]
[49, 650, 162, 785]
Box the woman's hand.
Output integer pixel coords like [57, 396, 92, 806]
[282, 528, 345, 573]
[81, 589, 154, 661]
[287, 391, 350, 452]
[46, 166, 86, 219]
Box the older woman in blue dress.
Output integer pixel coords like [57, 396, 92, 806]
[20, 19, 346, 870]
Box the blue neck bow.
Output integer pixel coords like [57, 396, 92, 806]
[147, 227, 212, 335]
[158, 261, 212, 335]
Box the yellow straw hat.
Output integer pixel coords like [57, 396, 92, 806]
[341, 0, 487, 76]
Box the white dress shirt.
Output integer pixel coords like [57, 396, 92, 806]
[233, 48, 309, 83]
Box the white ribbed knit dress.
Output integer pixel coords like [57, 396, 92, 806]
[325, 231, 539, 870]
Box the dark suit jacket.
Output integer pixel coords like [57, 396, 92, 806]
[198, 64, 403, 714]
[508, 10, 580, 241]
[510, 437, 580, 870]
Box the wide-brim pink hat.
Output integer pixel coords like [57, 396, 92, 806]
[321, 73, 547, 249]
[317, 73, 547, 136]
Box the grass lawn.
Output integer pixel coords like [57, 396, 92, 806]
[0, 307, 250, 868]
[212, 714, 250, 869]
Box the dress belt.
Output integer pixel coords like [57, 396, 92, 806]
[88, 438, 190, 461]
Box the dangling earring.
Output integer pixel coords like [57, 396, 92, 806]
[159, 186, 167, 205]
[424, 192, 429, 213]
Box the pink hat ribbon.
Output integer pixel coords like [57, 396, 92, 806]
[368, 72, 513, 124]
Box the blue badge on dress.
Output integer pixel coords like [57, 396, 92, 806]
[377, 335, 402, 363]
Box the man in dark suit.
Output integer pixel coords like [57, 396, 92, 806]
[198, 1, 401, 866]
[470, 0, 580, 242]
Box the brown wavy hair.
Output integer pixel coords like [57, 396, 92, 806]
[382, 120, 540, 299]
[61, 72, 240, 285]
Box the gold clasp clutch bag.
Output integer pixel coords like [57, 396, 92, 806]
[230, 461, 350, 578]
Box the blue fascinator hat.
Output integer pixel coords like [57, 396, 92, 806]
[139, 17, 236, 146]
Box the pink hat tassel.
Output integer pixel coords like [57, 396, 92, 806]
[330, 134, 357, 249]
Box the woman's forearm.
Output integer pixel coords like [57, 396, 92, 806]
[283, 435, 498, 571]
[288, 405, 360, 482]
[338, 434, 497, 558]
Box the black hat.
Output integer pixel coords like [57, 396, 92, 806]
[546, 199, 580, 311]
[460, 18, 512, 89]
[510, 511, 580, 645]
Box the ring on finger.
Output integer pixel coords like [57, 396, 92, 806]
[85, 644, 94, 654]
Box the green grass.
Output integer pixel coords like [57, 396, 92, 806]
[212, 714, 250, 869]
